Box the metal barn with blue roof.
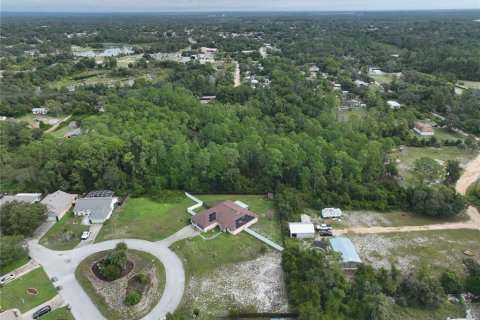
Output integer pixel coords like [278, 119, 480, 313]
[329, 237, 362, 269]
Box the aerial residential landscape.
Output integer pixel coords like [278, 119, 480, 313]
[0, 1, 480, 319]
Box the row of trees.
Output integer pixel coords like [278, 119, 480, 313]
[0, 202, 47, 270]
[283, 246, 478, 320]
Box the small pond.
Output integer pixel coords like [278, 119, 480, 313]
[72, 45, 134, 57]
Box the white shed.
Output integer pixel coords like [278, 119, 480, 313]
[387, 100, 401, 110]
[289, 222, 315, 239]
[321, 208, 342, 218]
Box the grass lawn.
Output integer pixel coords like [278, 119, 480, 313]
[391, 301, 465, 320]
[95, 196, 191, 242]
[75, 249, 165, 320]
[457, 80, 480, 89]
[390, 146, 477, 186]
[0, 256, 30, 276]
[39, 212, 87, 250]
[414, 127, 461, 143]
[332, 209, 470, 230]
[195, 194, 281, 243]
[49, 125, 70, 138]
[0, 267, 57, 313]
[42, 306, 75, 320]
[371, 74, 397, 84]
[172, 230, 271, 278]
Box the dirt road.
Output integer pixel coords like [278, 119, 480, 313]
[234, 61, 241, 87]
[456, 153, 480, 195]
[335, 153, 480, 236]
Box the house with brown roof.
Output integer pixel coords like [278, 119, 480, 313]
[413, 122, 434, 136]
[191, 200, 258, 235]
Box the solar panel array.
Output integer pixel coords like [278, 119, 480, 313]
[208, 211, 217, 222]
[235, 214, 255, 229]
[85, 190, 115, 198]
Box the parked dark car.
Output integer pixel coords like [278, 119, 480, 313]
[320, 231, 333, 237]
[33, 305, 51, 319]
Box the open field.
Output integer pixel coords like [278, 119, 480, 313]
[457, 80, 480, 89]
[412, 127, 462, 142]
[371, 73, 398, 84]
[328, 209, 469, 230]
[48, 124, 70, 138]
[39, 212, 87, 250]
[349, 229, 480, 275]
[13, 114, 61, 128]
[95, 196, 191, 242]
[42, 306, 75, 320]
[172, 230, 286, 317]
[196, 194, 281, 243]
[0, 267, 57, 313]
[0, 256, 30, 276]
[75, 249, 165, 320]
[390, 146, 478, 186]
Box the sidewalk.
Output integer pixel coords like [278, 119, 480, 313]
[19, 294, 64, 320]
[1, 259, 40, 279]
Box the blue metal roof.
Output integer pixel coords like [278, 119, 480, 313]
[329, 237, 362, 263]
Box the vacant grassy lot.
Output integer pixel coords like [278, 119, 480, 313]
[172, 230, 279, 317]
[0, 267, 57, 313]
[457, 80, 480, 89]
[196, 194, 281, 243]
[49, 124, 70, 138]
[39, 212, 87, 250]
[371, 74, 397, 84]
[350, 229, 480, 275]
[42, 306, 75, 320]
[391, 146, 477, 186]
[75, 249, 165, 320]
[413, 127, 461, 143]
[331, 209, 469, 230]
[95, 196, 191, 242]
[390, 302, 465, 320]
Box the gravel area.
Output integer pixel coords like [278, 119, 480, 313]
[184, 252, 288, 316]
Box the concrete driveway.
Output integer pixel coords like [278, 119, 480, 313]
[28, 226, 199, 320]
[75, 224, 102, 248]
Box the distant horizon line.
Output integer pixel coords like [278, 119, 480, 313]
[2, 8, 480, 14]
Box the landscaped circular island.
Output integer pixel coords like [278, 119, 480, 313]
[75, 243, 166, 320]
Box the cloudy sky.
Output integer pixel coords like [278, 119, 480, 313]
[2, 0, 479, 12]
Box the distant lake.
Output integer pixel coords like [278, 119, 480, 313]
[72, 45, 134, 57]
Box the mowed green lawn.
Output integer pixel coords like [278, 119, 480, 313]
[95, 197, 191, 242]
[172, 230, 270, 278]
[41, 306, 75, 320]
[39, 212, 87, 250]
[196, 194, 282, 243]
[0, 268, 57, 313]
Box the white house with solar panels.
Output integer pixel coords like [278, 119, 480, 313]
[321, 207, 342, 218]
[329, 237, 362, 269]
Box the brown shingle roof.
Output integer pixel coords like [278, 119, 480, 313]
[191, 200, 257, 232]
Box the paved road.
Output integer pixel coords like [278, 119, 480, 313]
[28, 226, 199, 320]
